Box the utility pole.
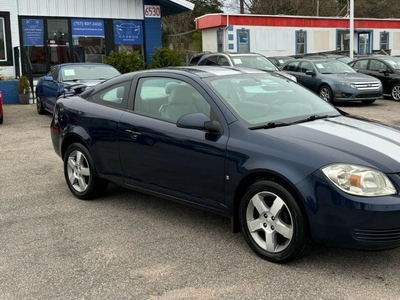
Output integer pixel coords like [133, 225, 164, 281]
[349, 0, 354, 59]
[240, 0, 244, 14]
[317, 0, 320, 16]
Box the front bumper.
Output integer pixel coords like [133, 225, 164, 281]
[332, 85, 383, 102]
[297, 170, 400, 250]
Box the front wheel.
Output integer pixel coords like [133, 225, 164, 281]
[239, 180, 310, 263]
[36, 91, 45, 115]
[64, 143, 108, 200]
[391, 84, 400, 101]
[319, 85, 333, 103]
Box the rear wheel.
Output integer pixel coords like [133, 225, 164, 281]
[36, 91, 45, 115]
[319, 85, 333, 103]
[64, 143, 108, 200]
[391, 84, 400, 101]
[239, 180, 310, 263]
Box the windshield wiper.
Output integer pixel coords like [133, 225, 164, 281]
[292, 114, 340, 124]
[249, 121, 290, 130]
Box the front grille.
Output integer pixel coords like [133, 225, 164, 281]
[353, 228, 400, 242]
[354, 82, 381, 91]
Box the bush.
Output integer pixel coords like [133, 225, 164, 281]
[103, 50, 145, 74]
[148, 47, 184, 69]
[17, 76, 31, 94]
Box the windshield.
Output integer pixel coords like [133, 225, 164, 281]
[314, 60, 357, 74]
[205, 73, 339, 127]
[231, 55, 279, 71]
[61, 65, 120, 81]
[382, 57, 400, 70]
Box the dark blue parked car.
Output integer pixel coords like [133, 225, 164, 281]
[51, 66, 400, 263]
[36, 63, 120, 114]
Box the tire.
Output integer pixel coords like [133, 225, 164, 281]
[0, 113, 3, 124]
[239, 180, 310, 263]
[36, 91, 46, 115]
[362, 100, 375, 105]
[319, 85, 333, 103]
[391, 84, 400, 101]
[64, 143, 108, 200]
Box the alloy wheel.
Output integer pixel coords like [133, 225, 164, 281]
[319, 87, 331, 102]
[392, 85, 400, 101]
[66, 150, 91, 193]
[245, 191, 293, 253]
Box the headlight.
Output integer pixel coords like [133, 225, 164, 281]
[321, 164, 397, 196]
[287, 74, 297, 82]
[339, 81, 356, 89]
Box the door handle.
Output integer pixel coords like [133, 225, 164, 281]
[125, 129, 141, 135]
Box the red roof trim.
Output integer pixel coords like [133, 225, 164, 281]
[195, 14, 400, 30]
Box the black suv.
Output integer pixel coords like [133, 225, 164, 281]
[195, 52, 297, 82]
[349, 56, 400, 101]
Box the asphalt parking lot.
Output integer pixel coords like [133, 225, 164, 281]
[1, 99, 400, 300]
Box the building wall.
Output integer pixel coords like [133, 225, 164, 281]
[0, 0, 19, 78]
[202, 24, 400, 56]
[18, 0, 143, 19]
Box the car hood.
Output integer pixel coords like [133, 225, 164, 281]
[324, 72, 379, 82]
[259, 116, 400, 173]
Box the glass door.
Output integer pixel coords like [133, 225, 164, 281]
[46, 19, 71, 69]
[358, 32, 371, 55]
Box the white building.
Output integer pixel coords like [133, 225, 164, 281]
[195, 13, 400, 56]
[0, 0, 193, 79]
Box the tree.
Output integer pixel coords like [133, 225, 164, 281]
[162, 0, 223, 51]
[230, 0, 400, 18]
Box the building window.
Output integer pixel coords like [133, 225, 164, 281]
[296, 30, 307, 55]
[380, 32, 389, 50]
[0, 18, 6, 61]
[337, 30, 350, 51]
[217, 29, 223, 52]
[0, 12, 12, 66]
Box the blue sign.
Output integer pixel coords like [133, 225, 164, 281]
[71, 19, 105, 37]
[113, 20, 143, 45]
[22, 19, 43, 46]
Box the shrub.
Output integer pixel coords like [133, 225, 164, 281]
[17, 76, 31, 94]
[148, 47, 184, 69]
[103, 50, 145, 74]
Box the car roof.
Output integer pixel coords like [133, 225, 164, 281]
[201, 52, 266, 58]
[57, 63, 112, 67]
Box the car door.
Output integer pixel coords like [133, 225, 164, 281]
[118, 74, 229, 210]
[41, 66, 61, 110]
[282, 60, 301, 81]
[366, 59, 392, 94]
[297, 61, 320, 93]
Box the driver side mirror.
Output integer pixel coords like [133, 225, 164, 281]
[305, 70, 315, 76]
[177, 113, 223, 135]
[44, 76, 54, 82]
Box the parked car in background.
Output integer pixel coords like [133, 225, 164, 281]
[36, 63, 120, 114]
[303, 53, 353, 64]
[349, 56, 400, 101]
[52, 66, 400, 263]
[267, 56, 294, 67]
[281, 58, 382, 104]
[0, 90, 3, 124]
[196, 52, 297, 82]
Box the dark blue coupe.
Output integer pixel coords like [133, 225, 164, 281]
[51, 66, 400, 263]
[36, 63, 120, 114]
